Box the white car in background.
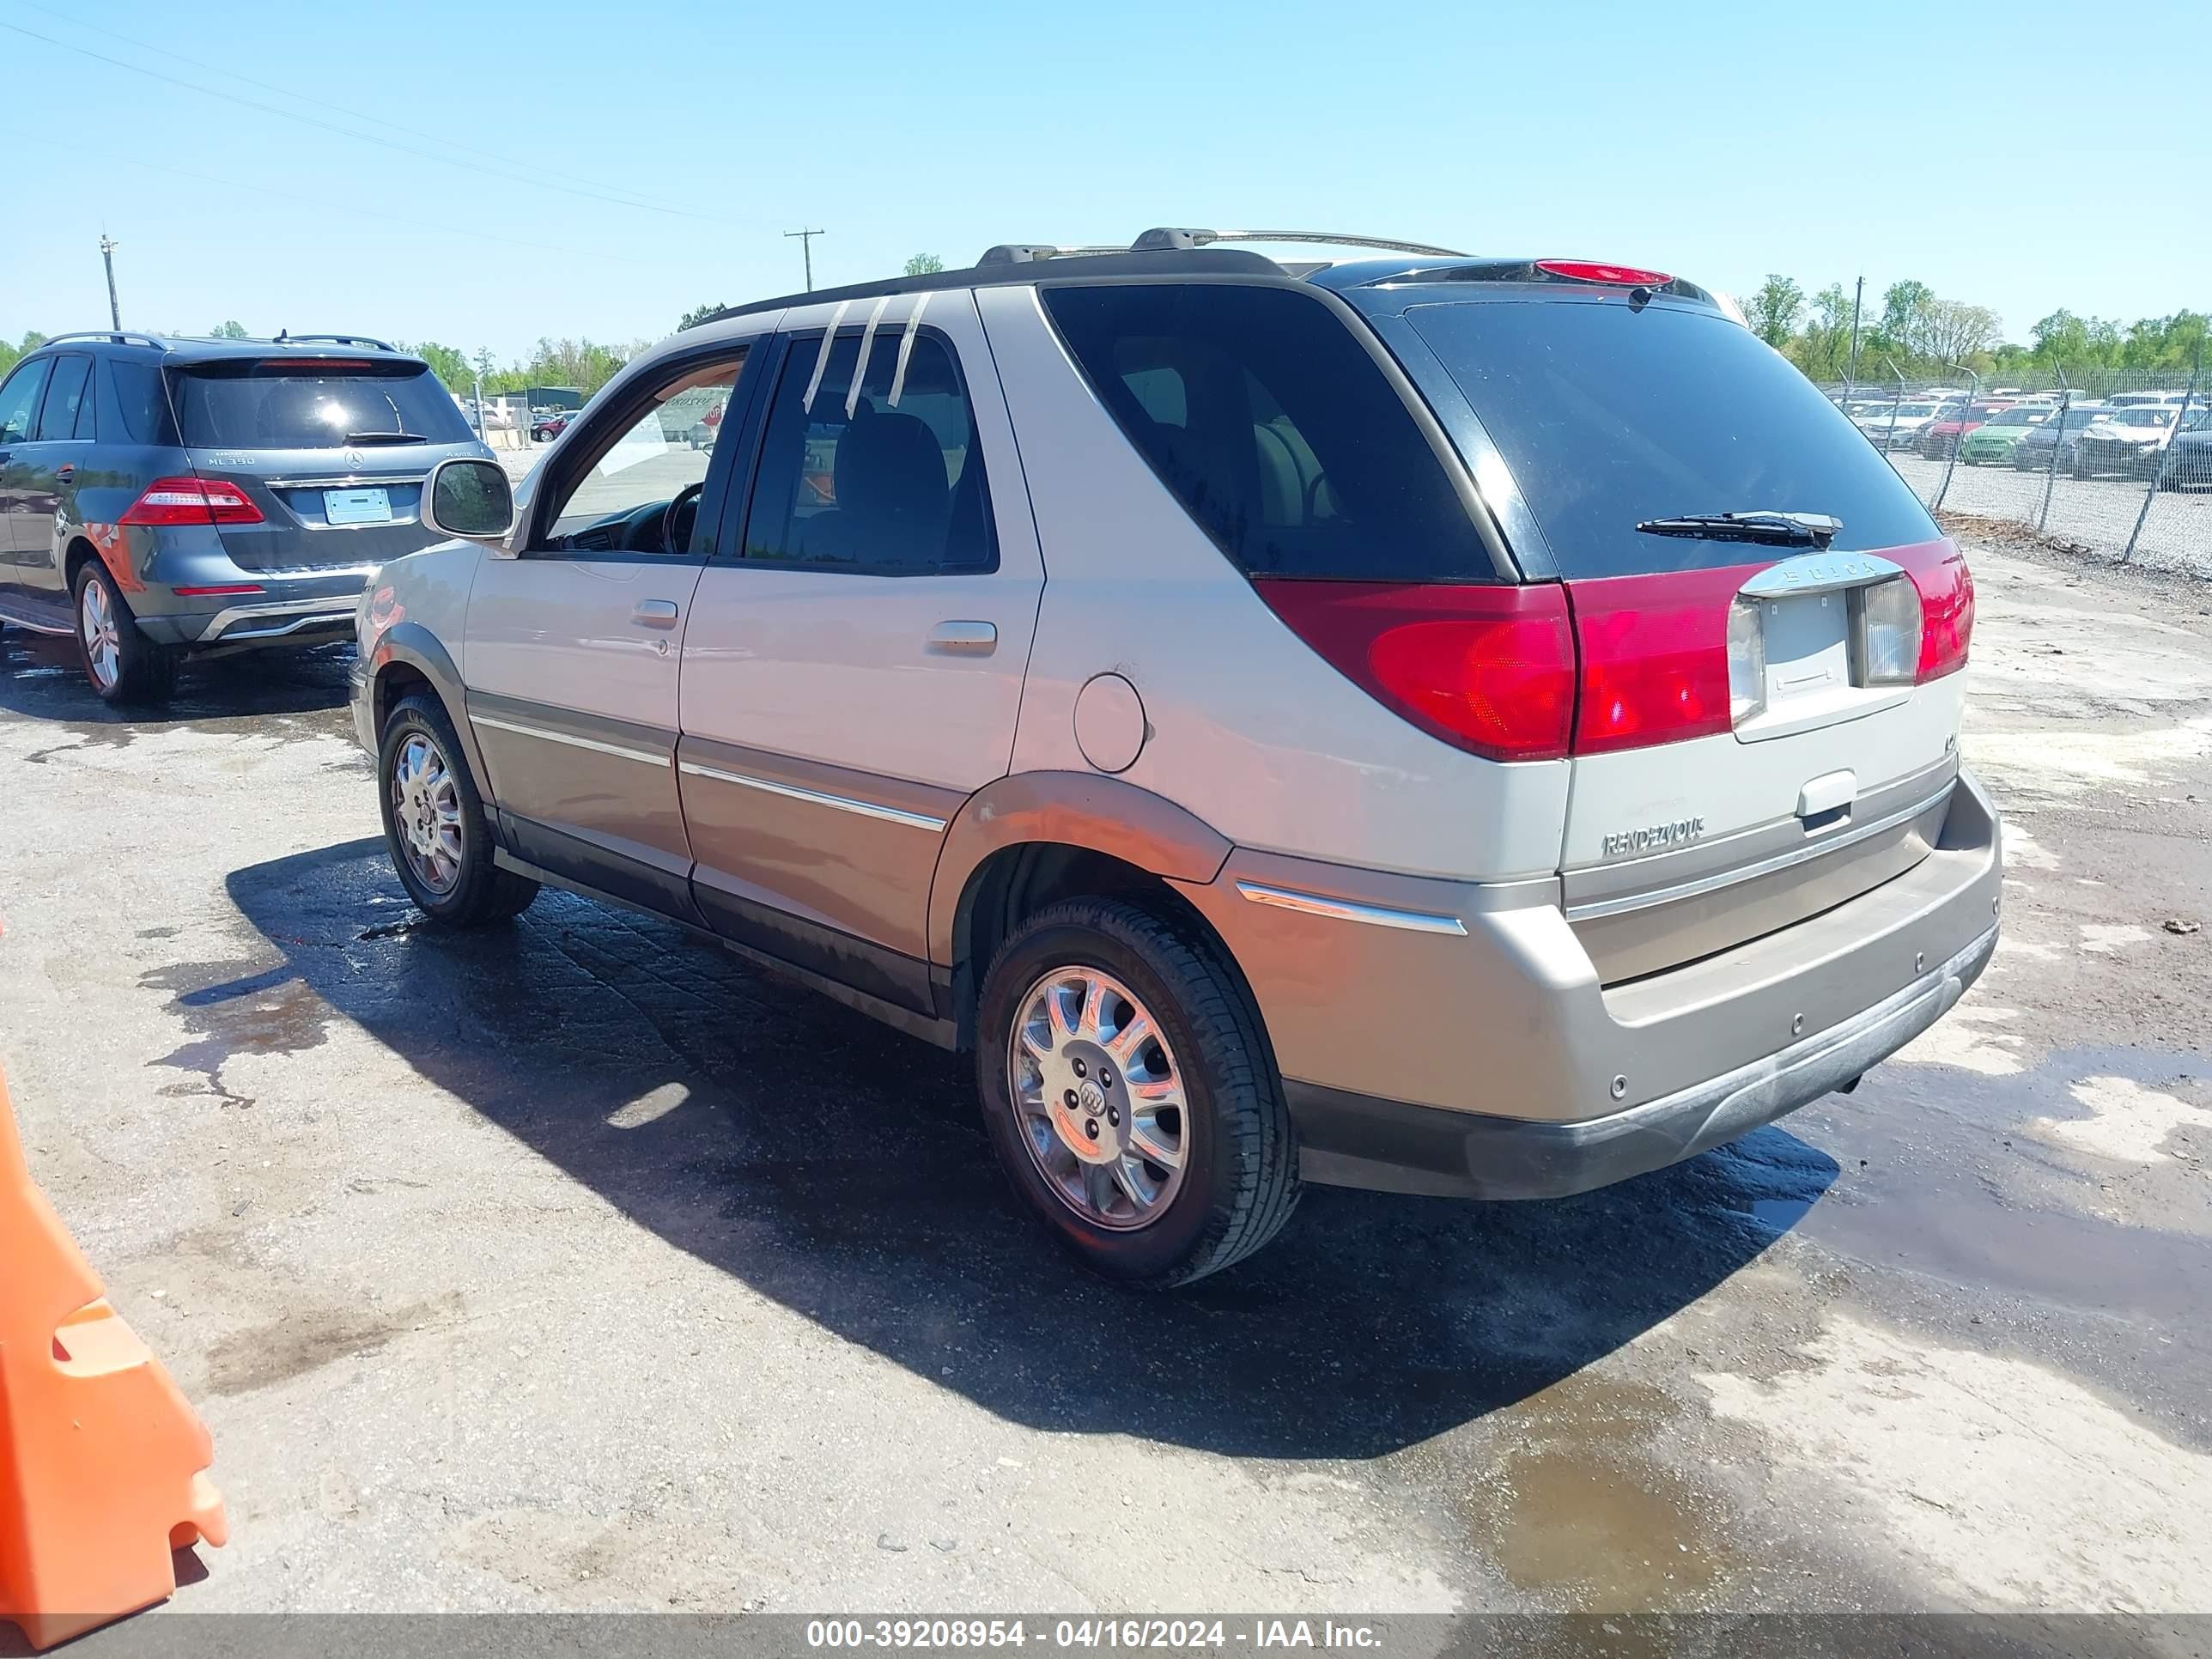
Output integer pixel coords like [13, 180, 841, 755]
[1855, 401, 1953, 451]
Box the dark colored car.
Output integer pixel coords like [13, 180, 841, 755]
[2010, 404, 2112, 472]
[0, 330, 495, 702]
[2164, 422, 2212, 490]
[531, 411, 578, 442]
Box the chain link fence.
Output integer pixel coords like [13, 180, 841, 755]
[1820, 361, 2210, 574]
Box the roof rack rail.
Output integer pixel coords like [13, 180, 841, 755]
[1132, 228, 1466, 257]
[975, 243, 1132, 266]
[270, 331, 398, 351]
[37, 329, 169, 350]
[977, 228, 1466, 267]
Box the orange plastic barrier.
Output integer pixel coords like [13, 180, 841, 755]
[0, 1068, 227, 1650]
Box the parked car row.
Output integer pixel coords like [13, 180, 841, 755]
[1835, 384, 2207, 481]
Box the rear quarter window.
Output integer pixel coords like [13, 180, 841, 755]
[1404, 298, 1942, 577]
[1041, 283, 1492, 581]
[100, 357, 180, 446]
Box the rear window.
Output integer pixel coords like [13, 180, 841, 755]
[1042, 283, 1491, 580]
[1406, 299, 1941, 578]
[167, 360, 473, 450]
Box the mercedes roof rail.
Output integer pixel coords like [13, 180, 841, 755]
[270, 331, 401, 351]
[34, 329, 170, 350]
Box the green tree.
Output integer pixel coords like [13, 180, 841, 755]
[0, 331, 47, 378]
[409, 340, 473, 390]
[678, 301, 727, 331]
[1745, 274, 1805, 348]
[210, 319, 249, 339]
[1878, 279, 1933, 348]
[903, 253, 945, 276]
[1785, 283, 1856, 381]
[526, 337, 633, 397]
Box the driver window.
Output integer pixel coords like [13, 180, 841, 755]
[541, 353, 745, 552]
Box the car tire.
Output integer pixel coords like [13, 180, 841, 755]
[377, 692, 538, 926]
[975, 896, 1300, 1288]
[72, 562, 177, 706]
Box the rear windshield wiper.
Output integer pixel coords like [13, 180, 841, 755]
[1635, 510, 1841, 547]
[343, 430, 428, 446]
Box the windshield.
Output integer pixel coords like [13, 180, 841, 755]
[1990, 408, 2046, 427]
[2110, 408, 2174, 428]
[1404, 298, 1938, 577]
[168, 360, 474, 449]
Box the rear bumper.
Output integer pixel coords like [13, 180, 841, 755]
[1175, 769, 2003, 1199]
[136, 576, 374, 649]
[1285, 922, 1995, 1198]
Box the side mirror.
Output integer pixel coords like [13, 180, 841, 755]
[422, 457, 515, 544]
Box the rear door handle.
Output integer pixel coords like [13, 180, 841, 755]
[632, 599, 680, 629]
[927, 620, 997, 653]
[55, 464, 74, 483]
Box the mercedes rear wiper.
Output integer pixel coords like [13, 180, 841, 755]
[343, 430, 428, 446]
[1635, 510, 1841, 547]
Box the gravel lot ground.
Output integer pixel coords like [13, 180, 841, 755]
[1, 540, 2208, 1636]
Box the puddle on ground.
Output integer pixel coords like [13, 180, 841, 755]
[1, 631, 355, 744]
[1740, 1043, 2212, 1327]
[140, 958, 337, 1108]
[1463, 1371, 1732, 1611]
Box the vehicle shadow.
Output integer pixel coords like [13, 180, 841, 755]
[0, 629, 355, 731]
[213, 836, 1836, 1460]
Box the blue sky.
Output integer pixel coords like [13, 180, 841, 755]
[3, 0, 2206, 365]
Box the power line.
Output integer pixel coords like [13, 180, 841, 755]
[18, 134, 662, 271]
[0, 17, 734, 226]
[6, 0, 703, 220]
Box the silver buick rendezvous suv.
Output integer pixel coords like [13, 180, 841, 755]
[352, 230, 2001, 1286]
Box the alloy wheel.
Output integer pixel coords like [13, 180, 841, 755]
[391, 732, 465, 895]
[1007, 966, 1188, 1231]
[79, 578, 120, 692]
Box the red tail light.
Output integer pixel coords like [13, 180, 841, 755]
[1893, 541, 1974, 679]
[1565, 567, 1758, 753]
[1252, 580, 1576, 761]
[119, 477, 264, 527]
[1535, 259, 1674, 288]
[1260, 544, 1968, 762]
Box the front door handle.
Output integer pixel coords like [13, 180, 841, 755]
[632, 599, 680, 629]
[927, 620, 997, 654]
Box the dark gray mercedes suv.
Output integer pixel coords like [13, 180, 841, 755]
[0, 330, 494, 702]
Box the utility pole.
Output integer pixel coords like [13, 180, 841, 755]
[1847, 273, 1863, 381]
[785, 228, 824, 292]
[100, 234, 122, 329]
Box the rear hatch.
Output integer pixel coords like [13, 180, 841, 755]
[1392, 283, 1972, 982]
[167, 355, 485, 572]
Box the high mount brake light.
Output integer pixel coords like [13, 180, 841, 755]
[1535, 259, 1674, 288]
[118, 477, 264, 527]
